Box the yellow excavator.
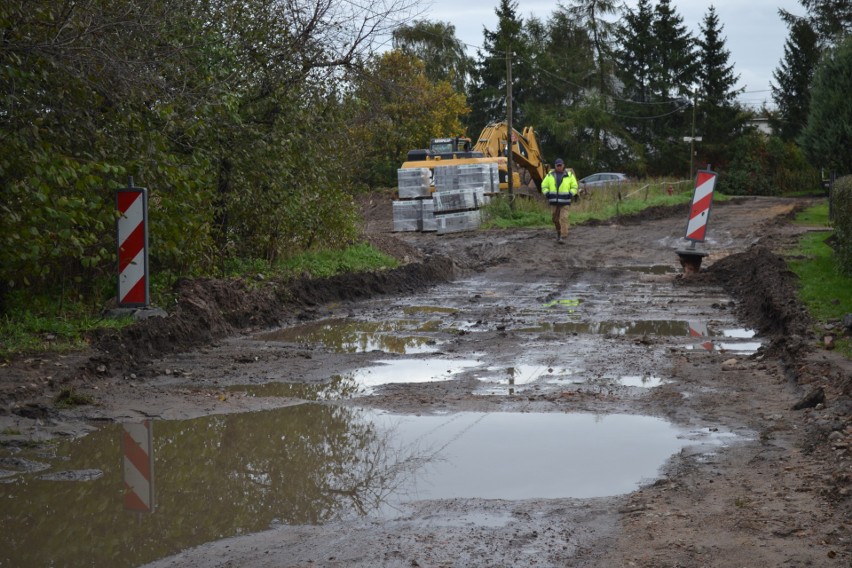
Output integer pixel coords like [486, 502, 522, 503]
[474, 122, 548, 192]
[400, 121, 549, 194]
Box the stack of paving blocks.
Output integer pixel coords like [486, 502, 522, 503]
[393, 163, 499, 234]
[432, 164, 491, 234]
[393, 168, 431, 232]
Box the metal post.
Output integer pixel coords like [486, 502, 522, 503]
[506, 49, 514, 208]
[117, 177, 150, 307]
[690, 94, 696, 182]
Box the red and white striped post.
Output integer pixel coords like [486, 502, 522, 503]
[688, 320, 715, 352]
[116, 178, 149, 307]
[676, 169, 717, 275]
[684, 170, 717, 242]
[122, 421, 156, 513]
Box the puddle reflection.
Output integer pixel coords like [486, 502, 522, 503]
[617, 265, 677, 274]
[353, 358, 483, 389]
[0, 405, 426, 568]
[0, 407, 736, 568]
[374, 412, 706, 500]
[475, 365, 577, 395]
[687, 341, 762, 355]
[524, 319, 692, 335]
[257, 318, 439, 354]
[542, 298, 583, 310]
[227, 374, 363, 400]
[519, 320, 759, 342]
[583, 375, 667, 388]
[721, 328, 756, 339]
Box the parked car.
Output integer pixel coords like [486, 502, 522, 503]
[578, 172, 630, 193]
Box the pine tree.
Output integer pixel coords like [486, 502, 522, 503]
[561, 0, 622, 167]
[467, 0, 529, 130]
[781, 0, 852, 48]
[800, 36, 852, 172]
[613, 0, 658, 174]
[519, 12, 594, 169]
[615, 0, 655, 104]
[648, 0, 697, 175]
[650, 0, 698, 100]
[696, 5, 743, 149]
[771, 19, 821, 141]
[564, 0, 620, 95]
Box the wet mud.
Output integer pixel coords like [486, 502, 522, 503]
[0, 195, 850, 567]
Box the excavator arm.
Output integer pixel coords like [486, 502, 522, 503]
[473, 122, 548, 190]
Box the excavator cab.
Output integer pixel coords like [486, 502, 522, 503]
[405, 137, 482, 163]
[428, 137, 481, 159]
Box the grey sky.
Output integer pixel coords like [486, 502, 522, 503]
[422, 0, 804, 109]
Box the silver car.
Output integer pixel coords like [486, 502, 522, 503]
[578, 172, 629, 191]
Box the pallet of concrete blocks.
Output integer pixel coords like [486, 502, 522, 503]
[488, 162, 500, 193]
[421, 199, 437, 232]
[457, 163, 491, 189]
[392, 199, 422, 232]
[432, 187, 482, 213]
[397, 167, 432, 199]
[435, 209, 482, 234]
[432, 165, 460, 192]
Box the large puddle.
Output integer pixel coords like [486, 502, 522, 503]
[255, 315, 760, 361]
[0, 405, 735, 568]
[257, 318, 440, 354]
[352, 358, 483, 389]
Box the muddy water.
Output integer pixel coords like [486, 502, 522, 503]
[257, 318, 440, 354]
[0, 258, 762, 567]
[0, 404, 731, 568]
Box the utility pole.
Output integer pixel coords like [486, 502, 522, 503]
[690, 93, 696, 181]
[506, 49, 514, 207]
[683, 93, 701, 182]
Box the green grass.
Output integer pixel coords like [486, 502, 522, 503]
[483, 178, 726, 229]
[1, 242, 399, 360]
[54, 388, 96, 408]
[0, 307, 133, 359]
[276, 243, 398, 279]
[786, 202, 852, 357]
[792, 202, 830, 226]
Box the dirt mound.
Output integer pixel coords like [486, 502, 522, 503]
[707, 244, 851, 506]
[708, 244, 812, 342]
[91, 255, 454, 372]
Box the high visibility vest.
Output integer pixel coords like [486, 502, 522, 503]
[541, 170, 578, 205]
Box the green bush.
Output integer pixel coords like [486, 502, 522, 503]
[832, 175, 852, 275]
[718, 132, 819, 195]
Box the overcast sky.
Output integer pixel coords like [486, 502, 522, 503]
[419, 0, 805, 109]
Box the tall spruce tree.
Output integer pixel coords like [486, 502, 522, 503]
[696, 5, 743, 156]
[613, 0, 658, 173]
[771, 19, 820, 141]
[519, 12, 594, 169]
[565, 0, 620, 94]
[650, 0, 697, 100]
[648, 0, 698, 175]
[781, 0, 852, 47]
[562, 0, 622, 168]
[467, 0, 530, 130]
[799, 36, 852, 173]
[615, 0, 655, 104]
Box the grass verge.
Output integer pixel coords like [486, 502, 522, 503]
[785, 201, 852, 357]
[483, 178, 727, 229]
[0, 242, 398, 360]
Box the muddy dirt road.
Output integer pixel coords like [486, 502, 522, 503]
[1, 195, 850, 567]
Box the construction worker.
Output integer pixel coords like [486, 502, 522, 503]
[540, 158, 578, 244]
